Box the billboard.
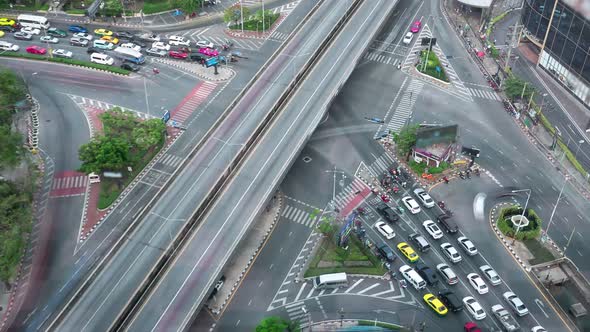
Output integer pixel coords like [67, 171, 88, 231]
[415, 125, 458, 149]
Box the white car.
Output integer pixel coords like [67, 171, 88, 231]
[423, 220, 443, 239]
[196, 40, 214, 49]
[402, 31, 413, 45]
[413, 188, 434, 208]
[138, 33, 161, 42]
[503, 291, 529, 316]
[168, 35, 190, 46]
[463, 296, 486, 320]
[52, 49, 73, 58]
[151, 41, 170, 51]
[436, 263, 458, 285]
[73, 32, 93, 40]
[440, 242, 462, 263]
[467, 273, 488, 294]
[40, 36, 59, 44]
[21, 26, 40, 35]
[374, 221, 395, 240]
[401, 196, 421, 214]
[457, 236, 478, 256]
[480, 265, 502, 286]
[531, 326, 546, 332]
[120, 42, 141, 52]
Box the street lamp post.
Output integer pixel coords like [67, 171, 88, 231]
[545, 175, 569, 238]
[510, 188, 531, 245]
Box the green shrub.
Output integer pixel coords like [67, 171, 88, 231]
[66, 8, 86, 14]
[497, 206, 542, 240]
[0, 52, 130, 75]
[142, 0, 178, 14]
[416, 50, 449, 82]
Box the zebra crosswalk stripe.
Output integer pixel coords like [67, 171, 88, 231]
[282, 205, 292, 217]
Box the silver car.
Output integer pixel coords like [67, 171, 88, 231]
[52, 49, 73, 58]
[40, 36, 59, 44]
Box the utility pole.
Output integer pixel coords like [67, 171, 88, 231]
[504, 19, 523, 72]
[240, 0, 244, 33]
[262, 0, 265, 32]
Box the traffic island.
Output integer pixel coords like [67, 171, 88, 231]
[304, 233, 387, 278]
[415, 49, 449, 83]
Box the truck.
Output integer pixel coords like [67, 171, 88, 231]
[491, 304, 521, 332]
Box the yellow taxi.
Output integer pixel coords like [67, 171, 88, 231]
[94, 28, 113, 36]
[0, 31, 5, 38]
[0, 18, 15, 26]
[423, 293, 448, 316]
[397, 242, 419, 262]
[101, 35, 119, 44]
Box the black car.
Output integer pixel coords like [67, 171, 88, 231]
[86, 46, 101, 54]
[0, 26, 16, 33]
[121, 63, 140, 72]
[377, 204, 399, 223]
[438, 289, 463, 312]
[377, 244, 396, 263]
[415, 263, 439, 285]
[132, 40, 146, 48]
[437, 214, 459, 234]
[70, 38, 89, 47]
[114, 31, 134, 39]
[190, 53, 206, 62]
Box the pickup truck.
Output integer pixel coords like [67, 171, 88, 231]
[491, 304, 521, 332]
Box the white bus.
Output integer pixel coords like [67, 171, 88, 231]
[313, 272, 348, 289]
[17, 14, 50, 29]
[113, 47, 145, 65]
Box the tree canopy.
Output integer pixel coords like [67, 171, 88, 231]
[223, 4, 249, 26]
[78, 108, 166, 174]
[392, 124, 419, 156]
[255, 316, 299, 332]
[503, 76, 535, 101]
[0, 180, 31, 282]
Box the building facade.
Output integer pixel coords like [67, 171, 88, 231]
[521, 0, 590, 108]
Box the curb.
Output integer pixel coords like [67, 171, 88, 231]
[154, 58, 235, 82]
[208, 193, 283, 315]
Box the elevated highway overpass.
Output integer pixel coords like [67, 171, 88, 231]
[47, 0, 397, 330]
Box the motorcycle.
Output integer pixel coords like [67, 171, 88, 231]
[474, 168, 481, 176]
[396, 206, 404, 215]
[443, 176, 449, 184]
[466, 170, 471, 179]
[438, 201, 446, 209]
[399, 280, 407, 289]
[152, 67, 160, 74]
[392, 186, 399, 194]
[380, 194, 390, 203]
[356, 207, 366, 215]
[459, 171, 465, 179]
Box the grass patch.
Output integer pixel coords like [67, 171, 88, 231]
[358, 320, 406, 331]
[408, 160, 450, 175]
[66, 8, 86, 14]
[142, 0, 177, 14]
[497, 206, 542, 240]
[0, 52, 130, 75]
[229, 12, 279, 32]
[524, 238, 556, 265]
[304, 236, 387, 278]
[416, 49, 449, 82]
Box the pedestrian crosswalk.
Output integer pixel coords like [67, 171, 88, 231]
[163, 31, 264, 51]
[285, 302, 307, 323]
[281, 205, 318, 228]
[171, 81, 217, 124]
[331, 178, 370, 216]
[467, 87, 501, 100]
[366, 153, 395, 178]
[362, 51, 402, 67]
[386, 79, 423, 133]
[268, 30, 288, 41]
[66, 94, 153, 119]
[158, 153, 184, 169]
[50, 171, 88, 197]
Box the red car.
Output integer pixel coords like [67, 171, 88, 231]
[26, 45, 47, 55]
[198, 47, 218, 57]
[410, 20, 422, 33]
[464, 322, 481, 332]
[169, 50, 188, 59]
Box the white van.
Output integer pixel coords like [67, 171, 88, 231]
[0, 41, 19, 51]
[399, 265, 426, 290]
[313, 272, 348, 289]
[90, 53, 114, 66]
